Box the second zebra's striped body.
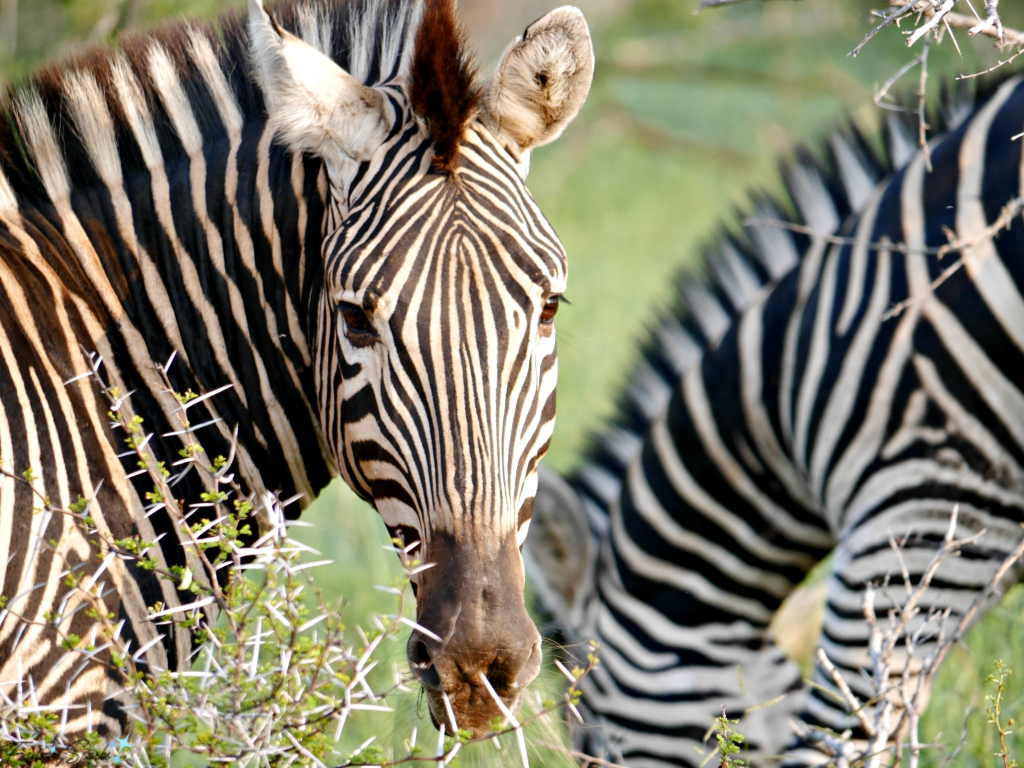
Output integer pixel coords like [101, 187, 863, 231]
[529, 75, 1024, 765]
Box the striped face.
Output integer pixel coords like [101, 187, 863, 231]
[250, 0, 593, 734]
[316, 121, 566, 558]
[311, 118, 570, 736]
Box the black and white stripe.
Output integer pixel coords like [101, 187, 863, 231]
[314, 120, 564, 547]
[531, 75, 1024, 766]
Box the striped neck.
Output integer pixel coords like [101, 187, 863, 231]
[0, 0, 444, 511]
[0, 22, 347, 511]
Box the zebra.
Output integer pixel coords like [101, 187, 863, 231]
[527, 73, 1024, 766]
[0, 0, 594, 738]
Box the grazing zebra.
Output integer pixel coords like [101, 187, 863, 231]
[0, 0, 593, 738]
[528, 74, 1024, 766]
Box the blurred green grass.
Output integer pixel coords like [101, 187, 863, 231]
[5, 0, 1024, 764]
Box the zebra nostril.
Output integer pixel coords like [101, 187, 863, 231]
[409, 638, 441, 689]
[411, 639, 430, 667]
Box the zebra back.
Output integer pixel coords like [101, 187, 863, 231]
[527, 120, 903, 639]
[569, 127, 901, 528]
[527, 77, 1019, 765]
[566, 79, 992, 528]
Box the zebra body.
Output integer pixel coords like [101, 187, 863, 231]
[529, 75, 1024, 765]
[0, 0, 594, 737]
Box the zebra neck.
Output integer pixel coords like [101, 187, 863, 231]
[148, 126, 334, 510]
[42, 121, 334, 513]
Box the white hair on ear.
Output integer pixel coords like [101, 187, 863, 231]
[482, 6, 594, 156]
[63, 70, 123, 189]
[248, 0, 390, 166]
[15, 88, 70, 205]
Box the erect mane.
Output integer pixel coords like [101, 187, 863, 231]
[410, 0, 480, 172]
[0, 0, 478, 208]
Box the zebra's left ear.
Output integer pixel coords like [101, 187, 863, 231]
[248, 0, 391, 167]
[481, 7, 594, 162]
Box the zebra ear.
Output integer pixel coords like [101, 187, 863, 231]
[248, 0, 390, 165]
[481, 7, 594, 160]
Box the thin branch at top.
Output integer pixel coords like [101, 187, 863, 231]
[853, 0, 1024, 56]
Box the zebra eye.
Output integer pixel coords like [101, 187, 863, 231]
[339, 302, 375, 341]
[540, 295, 561, 325]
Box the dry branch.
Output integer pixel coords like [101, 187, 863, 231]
[744, 195, 1024, 323]
[800, 508, 1024, 767]
[703, 0, 1024, 162]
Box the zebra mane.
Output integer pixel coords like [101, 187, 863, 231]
[0, 0, 475, 210]
[567, 75, 1009, 520]
[410, 0, 480, 171]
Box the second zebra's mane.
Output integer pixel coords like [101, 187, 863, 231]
[0, 0, 476, 212]
[567, 80, 999, 524]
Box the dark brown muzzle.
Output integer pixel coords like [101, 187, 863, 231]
[407, 531, 543, 736]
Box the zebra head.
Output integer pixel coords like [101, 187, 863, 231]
[249, 0, 594, 734]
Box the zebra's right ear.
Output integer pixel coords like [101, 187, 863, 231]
[248, 0, 391, 166]
[481, 7, 594, 164]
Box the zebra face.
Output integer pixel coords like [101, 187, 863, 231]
[322, 135, 566, 730]
[321, 134, 567, 550]
[250, 0, 593, 735]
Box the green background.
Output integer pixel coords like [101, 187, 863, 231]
[3, 0, 1024, 764]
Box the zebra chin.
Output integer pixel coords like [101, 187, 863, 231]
[405, 530, 543, 736]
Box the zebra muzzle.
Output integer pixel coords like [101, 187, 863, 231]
[406, 530, 543, 736]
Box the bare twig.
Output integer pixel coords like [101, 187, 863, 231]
[874, 51, 929, 112]
[917, 40, 932, 168]
[852, 0, 921, 57]
[968, 0, 1005, 43]
[744, 193, 1022, 255]
[882, 196, 1023, 319]
[816, 649, 876, 738]
[700, 0, 1024, 49]
[807, 508, 1024, 767]
[956, 45, 1024, 79]
[744, 195, 1024, 322]
[534, 740, 625, 768]
[860, 1, 1024, 52]
[698, 0, 754, 7]
[850, 0, 1024, 152]
[907, 1, 954, 48]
